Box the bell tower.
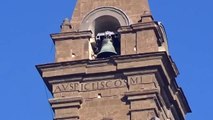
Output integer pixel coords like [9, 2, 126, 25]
[37, 0, 191, 120]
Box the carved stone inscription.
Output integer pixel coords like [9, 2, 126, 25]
[53, 75, 154, 93]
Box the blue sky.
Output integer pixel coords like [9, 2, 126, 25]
[0, 0, 212, 120]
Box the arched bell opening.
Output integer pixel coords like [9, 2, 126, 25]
[93, 15, 121, 58]
[94, 15, 120, 36]
[80, 7, 131, 59]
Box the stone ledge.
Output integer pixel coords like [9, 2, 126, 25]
[118, 21, 166, 46]
[54, 114, 79, 120]
[124, 89, 159, 98]
[176, 88, 192, 114]
[129, 107, 159, 115]
[118, 22, 157, 33]
[49, 97, 83, 109]
[51, 30, 92, 42]
[36, 52, 178, 79]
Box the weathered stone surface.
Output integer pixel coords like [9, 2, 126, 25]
[71, 0, 151, 30]
[37, 52, 191, 120]
[36, 0, 191, 119]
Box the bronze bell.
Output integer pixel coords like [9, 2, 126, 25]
[97, 35, 117, 58]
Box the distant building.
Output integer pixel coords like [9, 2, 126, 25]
[36, 0, 191, 120]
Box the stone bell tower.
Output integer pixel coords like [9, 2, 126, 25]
[36, 0, 191, 120]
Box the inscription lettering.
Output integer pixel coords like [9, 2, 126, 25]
[80, 79, 126, 92]
[129, 76, 143, 85]
[53, 75, 154, 93]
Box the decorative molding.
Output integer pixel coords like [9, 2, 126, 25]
[36, 52, 177, 77]
[118, 21, 168, 46]
[80, 6, 131, 31]
[49, 97, 83, 108]
[54, 115, 79, 120]
[51, 30, 92, 42]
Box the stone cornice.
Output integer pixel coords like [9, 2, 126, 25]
[118, 22, 157, 33]
[50, 30, 92, 43]
[124, 89, 159, 98]
[36, 52, 178, 79]
[49, 96, 83, 104]
[49, 97, 83, 109]
[118, 21, 165, 45]
[54, 115, 79, 120]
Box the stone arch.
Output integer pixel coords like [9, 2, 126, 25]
[94, 15, 120, 36]
[80, 7, 130, 58]
[80, 7, 131, 35]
